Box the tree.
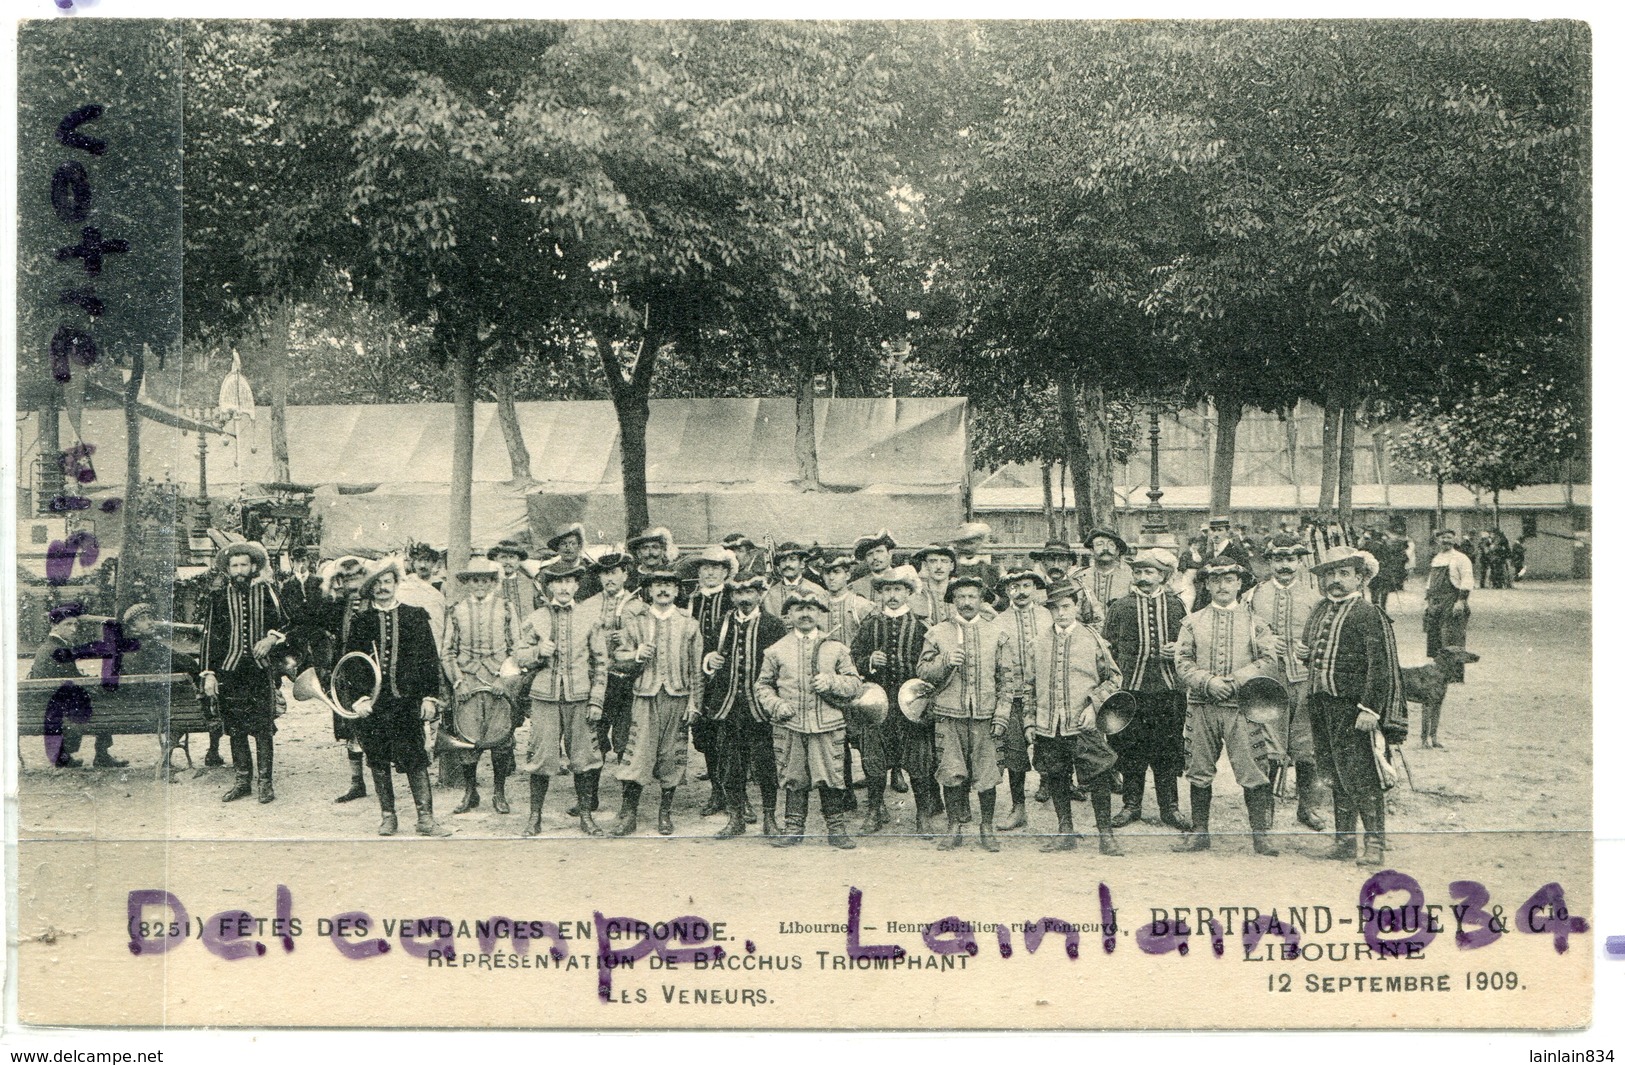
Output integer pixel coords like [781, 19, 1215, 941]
[20, 21, 184, 615]
[1390, 353, 1583, 526]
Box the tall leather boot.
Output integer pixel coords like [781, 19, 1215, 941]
[452, 763, 480, 814]
[1038, 774, 1077, 851]
[1244, 786, 1279, 856]
[998, 770, 1027, 831]
[373, 766, 398, 836]
[771, 788, 808, 848]
[858, 776, 891, 835]
[407, 767, 453, 836]
[937, 786, 967, 850]
[700, 779, 727, 817]
[1356, 792, 1388, 867]
[610, 782, 643, 837]
[254, 733, 275, 803]
[573, 774, 603, 836]
[1093, 784, 1123, 856]
[1325, 791, 1358, 860]
[1295, 763, 1327, 831]
[1153, 769, 1192, 831]
[205, 723, 225, 767]
[758, 778, 782, 838]
[1112, 761, 1145, 828]
[716, 790, 748, 839]
[524, 774, 549, 837]
[491, 749, 512, 815]
[588, 768, 603, 813]
[977, 789, 1000, 852]
[821, 787, 856, 850]
[1173, 785, 1212, 852]
[335, 751, 368, 803]
[657, 787, 677, 836]
[222, 733, 253, 802]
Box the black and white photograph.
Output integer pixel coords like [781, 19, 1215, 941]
[7, 14, 1598, 1036]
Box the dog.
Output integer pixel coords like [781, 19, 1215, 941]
[1404, 647, 1480, 749]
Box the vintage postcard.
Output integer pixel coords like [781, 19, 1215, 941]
[8, 16, 1595, 1034]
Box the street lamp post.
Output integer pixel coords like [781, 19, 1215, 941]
[194, 413, 212, 538]
[1138, 407, 1178, 550]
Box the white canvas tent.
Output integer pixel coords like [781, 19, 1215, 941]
[29, 397, 969, 551]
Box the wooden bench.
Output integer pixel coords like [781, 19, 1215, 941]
[17, 673, 212, 775]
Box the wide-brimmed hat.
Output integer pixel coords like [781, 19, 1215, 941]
[854, 530, 897, 558]
[215, 541, 270, 574]
[627, 527, 675, 558]
[122, 602, 156, 626]
[726, 574, 770, 593]
[999, 568, 1050, 590]
[456, 557, 503, 581]
[486, 539, 529, 561]
[1044, 581, 1086, 605]
[693, 545, 739, 576]
[360, 559, 405, 597]
[869, 565, 922, 597]
[821, 553, 858, 573]
[546, 522, 587, 552]
[1264, 534, 1310, 559]
[943, 575, 986, 602]
[912, 543, 958, 568]
[1207, 515, 1232, 531]
[407, 541, 440, 562]
[773, 541, 814, 561]
[952, 521, 993, 544]
[593, 551, 633, 573]
[1129, 548, 1178, 573]
[1199, 560, 1248, 580]
[539, 560, 587, 585]
[1311, 545, 1380, 580]
[721, 532, 757, 551]
[1083, 528, 1129, 555]
[782, 588, 831, 613]
[1031, 540, 1076, 564]
[639, 568, 682, 588]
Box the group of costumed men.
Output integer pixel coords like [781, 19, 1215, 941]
[120, 516, 1410, 864]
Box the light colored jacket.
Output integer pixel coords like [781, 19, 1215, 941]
[1175, 603, 1276, 707]
[617, 608, 704, 710]
[918, 616, 1006, 721]
[1015, 622, 1120, 739]
[516, 600, 608, 708]
[754, 630, 863, 734]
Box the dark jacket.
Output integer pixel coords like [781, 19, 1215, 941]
[850, 610, 928, 712]
[343, 603, 440, 705]
[702, 609, 785, 722]
[1301, 595, 1406, 742]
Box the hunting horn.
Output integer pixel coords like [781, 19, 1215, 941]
[291, 650, 382, 720]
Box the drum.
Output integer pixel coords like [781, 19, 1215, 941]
[448, 685, 515, 749]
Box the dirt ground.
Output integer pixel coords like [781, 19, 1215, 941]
[18, 580, 1591, 850]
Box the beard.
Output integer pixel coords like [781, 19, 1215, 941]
[229, 573, 252, 590]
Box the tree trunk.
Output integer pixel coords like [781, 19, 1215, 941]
[593, 325, 659, 538]
[447, 335, 477, 580]
[1080, 382, 1117, 529]
[1318, 399, 1339, 517]
[1055, 368, 1100, 532]
[1209, 392, 1243, 517]
[1492, 488, 1501, 529]
[1041, 458, 1057, 540]
[613, 388, 651, 537]
[493, 366, 534, 485]
[114, 348, 147, 617]
[794, 360, 820, 489]
[1337, 400, 1356, 529]
[267, 301, 294, 484]
[1058, 456, 1070, 540]
[1436, 477, 1446, 528]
